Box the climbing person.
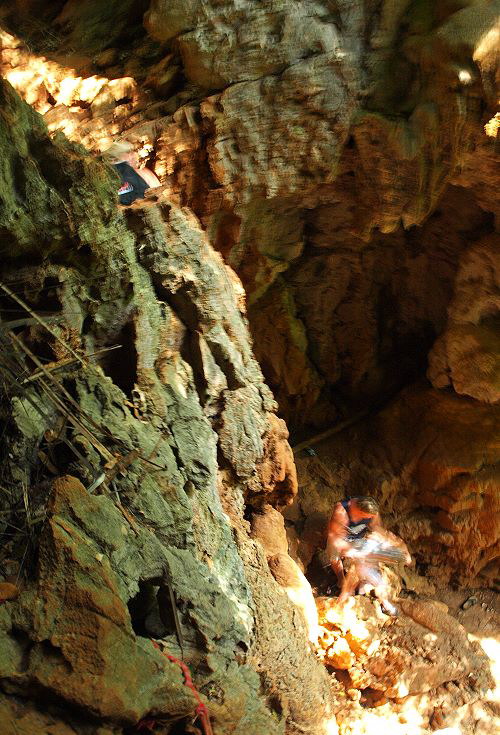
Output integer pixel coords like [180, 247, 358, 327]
[325, 496, 411, 615]
[103, 141, 161, 205]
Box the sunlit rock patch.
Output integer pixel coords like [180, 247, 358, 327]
[315, 596, 496, 735]
[1, 29, 135, 149]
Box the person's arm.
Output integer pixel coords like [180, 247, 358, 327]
[326, 503, 351, 560]
[379, 529, 412, 565]
[367, 519, 412, 566]
[137, 166, 161, 189]
[344, 512, 383, 559]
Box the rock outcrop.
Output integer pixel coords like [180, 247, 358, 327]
[428, 235, 500, 403]
[251, 504, 320, 643]
[0, 78, 335, 734]
[316, 596, 495, 735]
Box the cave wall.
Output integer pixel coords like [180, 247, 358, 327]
[141, 0, 499, 433]
[0, 79, 338, 734]
[0, 1, 499, 732]
[2, 0, 497, 435]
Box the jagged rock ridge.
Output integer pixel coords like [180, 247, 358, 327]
[0, 78, 336, 734]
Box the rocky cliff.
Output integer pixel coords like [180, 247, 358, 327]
[0, 2, 498, 734]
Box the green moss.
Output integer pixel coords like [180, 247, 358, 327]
[0, 80, 129, 265]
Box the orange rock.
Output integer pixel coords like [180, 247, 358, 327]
[93, 48, 119, 69]
[250, 504, 289, 557]
[325, 635, 354, 670]
[345, 619, 379, 657]
[254, 414, 298, 506]
[0, 582, 19, 601]
[268, 553, 320, 644]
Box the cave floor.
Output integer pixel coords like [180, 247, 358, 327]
[434, 586, 499, 639]
[314, 584, 499, 735]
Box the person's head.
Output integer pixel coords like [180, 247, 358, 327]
[103, 141, 138, 168]
[350, 496, 379, 521]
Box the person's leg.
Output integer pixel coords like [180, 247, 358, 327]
[357, 561, 382, 587]
[338, 562, 360, 603]
[356, 562, 398, 614]
[330, 557, 345, 586]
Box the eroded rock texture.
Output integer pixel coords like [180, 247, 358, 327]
[0, 1, 499, 734]
[1, 1, 498, 433]
[428, 235, 500, 403]
[0, 79, 337, 735]
[143, 0, 500, 433]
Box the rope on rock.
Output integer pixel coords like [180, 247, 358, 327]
[137, 639, 214, 735]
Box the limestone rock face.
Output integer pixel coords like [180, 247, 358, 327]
[200, 57, 353, 203]
[4, 477, 195, 723]
[1, 2, 498, 435]
[267, 552, 320, 645]
[428, 235, 500, 403]
[145, 0, 353, 92]
[251, 503, 290, 557]
[0, 79, 333, 735]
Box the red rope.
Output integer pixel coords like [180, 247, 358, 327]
[136, 640, 214, 735]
